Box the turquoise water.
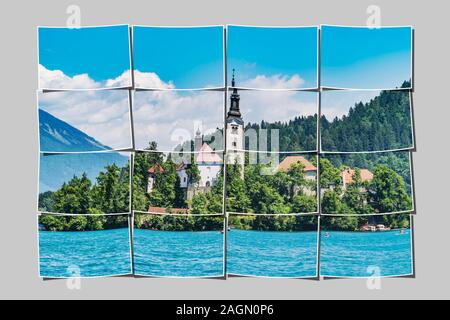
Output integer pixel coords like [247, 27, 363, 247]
[133, 229, 224, 277]
[320, 230, 413, 277]
[39, 228, 132, 278]
[228, 229, 319, 278]
[39, 227, 413, 278]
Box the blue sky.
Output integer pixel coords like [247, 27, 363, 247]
[133, 26, 224, 89]
[39, 25, 131, 82]
[227, 26, 318, 89]
[321, 26, 412, 89]
[321, 90, 381, 120]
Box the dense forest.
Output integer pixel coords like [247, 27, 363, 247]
[226, 154, 317, 215]
[134, 213, 224, 232]
[321, 82, 413, 152]
[39, 214, 129, 232]
[319, 158, 412, 231]
[323, 151, 413, 194]
[242, 81, 412, 154]
[38, 163, 130, 231]
[244, 115, 317, 152]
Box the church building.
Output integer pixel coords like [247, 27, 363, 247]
[147, 71, 245, 197]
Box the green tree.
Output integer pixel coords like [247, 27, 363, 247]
[319, 158, 341, 189]
[92, 164, 128, 213]
[368, 165, 412, 213]
[52, 173, 92, 214]
[342, 169, 373, 215]
[186, 155, 201, 186]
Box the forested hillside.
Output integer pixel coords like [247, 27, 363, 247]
[321, 81, 412, 152]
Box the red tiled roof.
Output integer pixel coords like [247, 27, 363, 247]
[148, 165, 165, 174]
[341, 168, 374, 185]
[148, 207, 189, 214]
[277, 156, 317, 172]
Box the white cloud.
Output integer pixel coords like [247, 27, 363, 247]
[241, 74, 305, 89]
[238, 90, 317, 125]
[134, 70, 175, 89]
[39, 66, 317, 152]
[134, 80, 317, 151]
[39, 64, 131, 89]
[39, 89, 131, 149]
[133, 90, 224, 151]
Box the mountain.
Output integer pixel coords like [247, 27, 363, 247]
[321, 85, 412, 152]
[39, 109, 109, 152]
[38, 110, 129, 192]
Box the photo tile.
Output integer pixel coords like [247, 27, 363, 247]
[321, 25, 413, 90]
[38, 25, 131, 90]
[133, 90, 224, 152]
[132, 26, 224, 89]
[38, 213, 132, 278]
[319, 151, 414, 215]
[320, 90, 414, 153]
[227, 214, 319, 278]
[227, 26, 318, 90]
[226, 152, 318, 215]
[226, 87, 318, 152]
[132, 151, 224, 215]
[133, 213, 225, 277]
[38, 90, 132, 153]
[38, 152, 131, 214]
[319, 214, 414, 278]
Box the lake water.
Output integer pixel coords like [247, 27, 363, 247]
[228, 229, 319, 278]
[133, 229, 225, 277]
[39, 228, 132, 278]
[320, 229, 413, 278]
[39, 227, 413, 278]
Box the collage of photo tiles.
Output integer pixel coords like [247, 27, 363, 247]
[37, 24, 415, 279]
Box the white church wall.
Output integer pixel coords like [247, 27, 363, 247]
[177, 170, 189, 188]
[198, 164, 221, 187]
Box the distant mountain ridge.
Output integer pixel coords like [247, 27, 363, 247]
[39, 109, 109, 152]
[38, 109, 128, 192]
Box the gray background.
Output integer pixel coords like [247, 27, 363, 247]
[0, 0, 447, 300]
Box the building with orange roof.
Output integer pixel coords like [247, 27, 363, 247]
[341, 168, 374, 190]
[277, 155, 317, 181]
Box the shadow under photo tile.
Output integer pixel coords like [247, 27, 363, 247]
[319, 214, 413, 278]
[133, 213, 225, 278]
[38, 213, 132, 278]
[227, 214, 319, 278]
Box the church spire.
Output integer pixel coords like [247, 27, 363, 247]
[231, 68, 236, 87]
[227, 69, 243, 121]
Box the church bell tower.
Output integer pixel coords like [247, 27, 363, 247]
[226, 70, 245, 172]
